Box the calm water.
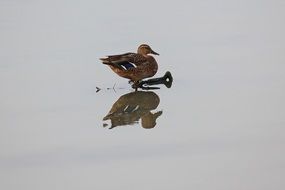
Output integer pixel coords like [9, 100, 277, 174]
[1, 0, 285, 189]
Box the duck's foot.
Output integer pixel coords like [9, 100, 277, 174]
[131, 81, 140, 91]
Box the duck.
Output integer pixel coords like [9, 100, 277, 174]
[100, 44, 159, 88]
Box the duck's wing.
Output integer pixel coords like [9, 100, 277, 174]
[100, 53, 148, 70]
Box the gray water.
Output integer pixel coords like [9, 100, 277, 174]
[1, 1, 285, 189]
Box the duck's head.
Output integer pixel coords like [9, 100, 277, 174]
[137, 44, 159, 56]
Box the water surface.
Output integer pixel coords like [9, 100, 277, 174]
[0, 0, 284, 190]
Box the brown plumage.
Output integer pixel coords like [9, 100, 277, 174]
[100, 44, 159, 86]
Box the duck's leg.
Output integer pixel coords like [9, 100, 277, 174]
[131, 81, 140, 91]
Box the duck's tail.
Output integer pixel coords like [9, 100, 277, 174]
[100, 57, 123, 70]
[99, 57, 111, 64]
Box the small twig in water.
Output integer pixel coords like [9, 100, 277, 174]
[105, 83, 117, 92]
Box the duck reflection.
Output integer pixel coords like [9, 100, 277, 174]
[103, 91, 162, 129]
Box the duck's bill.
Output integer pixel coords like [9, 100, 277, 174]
[151, 50, 159, 55]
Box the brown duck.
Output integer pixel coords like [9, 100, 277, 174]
[100, 44, 159, 87]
